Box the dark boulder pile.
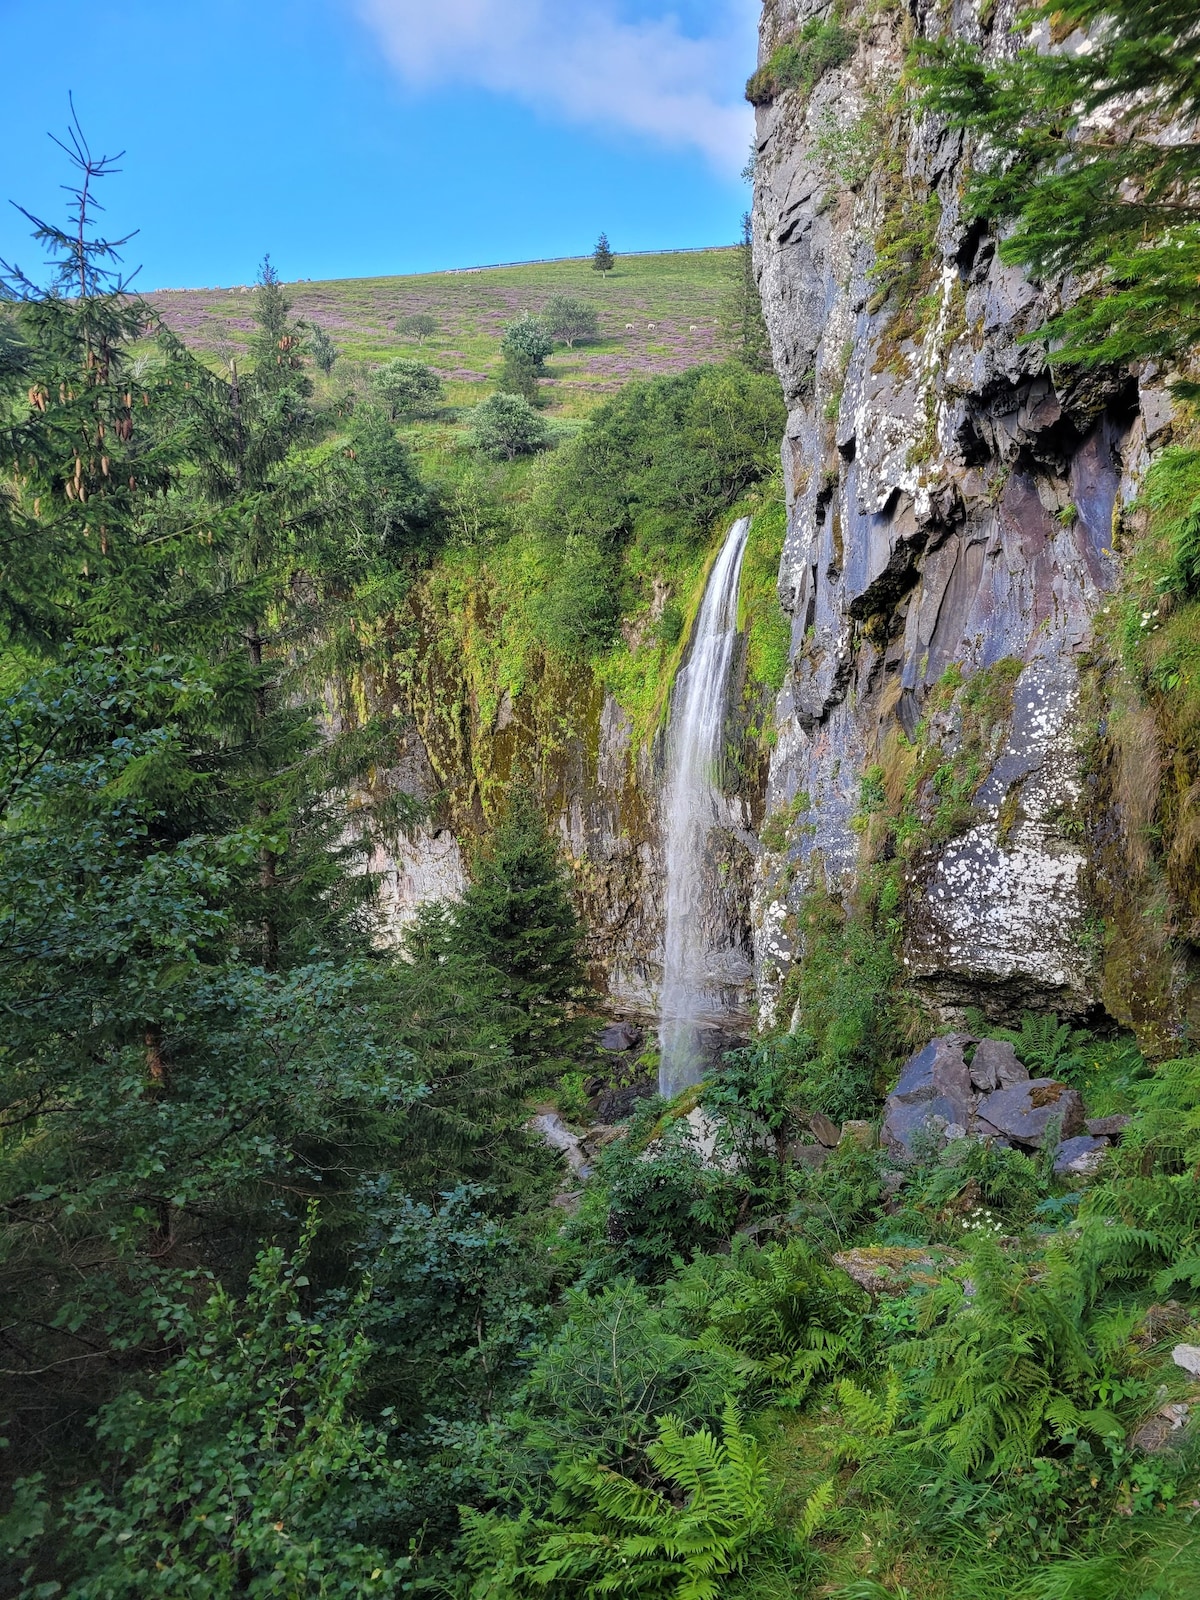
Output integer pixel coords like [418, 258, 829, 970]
[881, 1033, 1127, 1175]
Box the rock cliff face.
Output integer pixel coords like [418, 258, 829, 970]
[749, 0, 1188, 1037]
[368, 610, 764, 1019]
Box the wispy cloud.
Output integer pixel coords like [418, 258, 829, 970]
[354, 0, 756, 173]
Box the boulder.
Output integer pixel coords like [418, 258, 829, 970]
[832, 1246, 943, 1297]
[1086, 1114, 1131, 1140]
[840, 1119, 876, 1149]
[1131, 1404, 1190, 1452]
[891, 1034, 973, 1107]
[790, 1142, 831, 1170]
[1052, 1134, 1110, 1176]
[970, 1038, 1028, 1092]
[810, 1111, 841, 1147]
[882, 1095, 966, 1159]
[975, 1078, 1084, 1148]
[598, 1021, 642, 1053]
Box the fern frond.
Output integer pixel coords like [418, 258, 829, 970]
[796, 1475, 837, 1541]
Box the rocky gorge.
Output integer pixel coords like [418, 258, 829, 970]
[366, 0, 1197, 1072]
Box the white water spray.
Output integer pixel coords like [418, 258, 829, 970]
[658, 516, 751, 1097]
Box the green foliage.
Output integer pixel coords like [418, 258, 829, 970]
[468, 392, 552, 459]
[588, 1105, 735, 1282]
[12, 1222, 408, 1599]
[309, 321, 338, 375]
[916, 0, 1200, 374]
[542, 294, 601, 349]
[591, 232, 614, 274]
[510, 1276, 732, 1474]
[775, 886, 904, 1121]
[501, 313, 554, 366]
[745, 20, 857, 106]
[668, 1238, 869, 1407]
[397, 311, 438, 342]
[349, 404, 439, 553]
[719, 213, 772, 375]
[531, 533, 622, 655]
[461, 1400, 826, 1600]
[371, 355, 444, 420]
[452, 785, 584, 1020]
[901, 1232, 1128, 1476]
[531, 363, 785, 553]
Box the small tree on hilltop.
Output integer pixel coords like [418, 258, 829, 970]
[542, 294, 601, 349]
[397, 311, 438, 343]
[371, 356, 444, 421]
[592, 232, 615, 274]
[309, 323, 337, 376]
[468, 392, 551, 460]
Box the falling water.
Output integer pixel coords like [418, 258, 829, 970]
[658, 516, 751, 1097]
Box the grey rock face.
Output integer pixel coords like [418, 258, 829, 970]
[977, 1078, 1085, 1148]
[598, 1022, 643, 1053]
[1052, 1134, 1111, 1176]
[749, 0, 1172, 1025]
[970, 1039, 1028, 1092]
[882, 1095, 967, 1159]
[1086, 1114, 1131, 1140]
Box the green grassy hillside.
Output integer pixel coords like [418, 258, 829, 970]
[146, 247, 739, 417]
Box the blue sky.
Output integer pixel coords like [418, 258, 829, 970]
[0, 0, 757, 291]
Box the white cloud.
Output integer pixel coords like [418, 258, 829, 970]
[354, 0, 756, 173]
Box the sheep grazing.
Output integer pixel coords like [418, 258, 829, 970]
[689, 324, 698, 331]
[646, 323, 656, 331]
[625, 323, 634, 330]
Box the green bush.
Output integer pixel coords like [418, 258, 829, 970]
[745, 21, 856, 106]
[371, 355, 444, 419]
[530, 362, 786, 552]
[468, 392, 552, 459]
[530, 534, 621, 656]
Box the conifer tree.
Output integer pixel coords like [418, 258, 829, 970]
[592, 231, 615, 274]
[720, 212, 773, 374]
[309, 322, 338, 376]
[917, 0, 1200, 379]
[451, 785, 585, 1022]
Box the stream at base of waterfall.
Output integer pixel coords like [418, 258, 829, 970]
[658, 515, 752, 1099]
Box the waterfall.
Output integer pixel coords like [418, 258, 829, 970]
[658, 515, 751, 1098]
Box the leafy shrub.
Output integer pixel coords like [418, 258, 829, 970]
[308, 322, 337, 375]
[511, 1277, 733, 1474]
[14, 1224, 408, 1598]
[530, 362, 785, 552]
[397, 312, 438, 342]
[349, 405, 438, 553]
[592, 1105, 737, 1282]
[530, 533, 621, 655]
[667, 1237, 869, 1406]
[501, 312, 554, 365]
[460, 1400, 830, 1600]
[745, 21, 856, 106]
[899, 1232, 1132, 1477]
[468, 393, 552, 459]
[371, 355, 444, 419]
[541, 294, 601, 349]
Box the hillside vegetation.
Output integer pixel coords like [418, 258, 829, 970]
[145, 248, 737, 416]
[2, 0, 1200, 1593]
